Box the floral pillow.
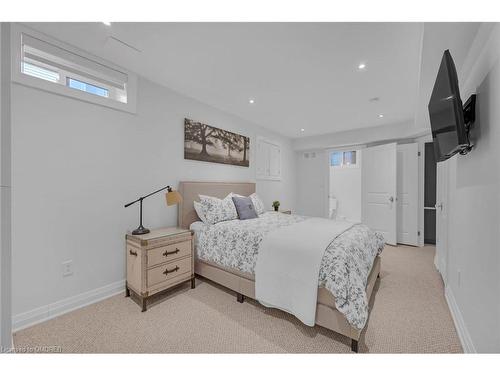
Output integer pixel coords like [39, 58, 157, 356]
[250, 193, 265, 215]
[193, 201, 208, 224]
[199, 194, 238, 225]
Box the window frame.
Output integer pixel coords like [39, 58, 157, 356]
[11, 23, 137, 114]
[329, 150, 360, 169]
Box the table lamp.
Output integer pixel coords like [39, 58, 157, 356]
[124, 185, 183, 235]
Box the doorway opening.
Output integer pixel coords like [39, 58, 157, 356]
[328, 149, 362, 222]
[424, 142, 437, 245]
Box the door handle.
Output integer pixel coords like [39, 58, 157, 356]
[435, 203, 443, 211]
[388, 196, 394, 203]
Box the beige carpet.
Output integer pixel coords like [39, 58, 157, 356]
[13, 245, 462, 353]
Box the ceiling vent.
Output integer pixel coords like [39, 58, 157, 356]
[303, 152, 316, 159]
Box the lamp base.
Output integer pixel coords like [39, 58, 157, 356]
[132, 225, 150, 235]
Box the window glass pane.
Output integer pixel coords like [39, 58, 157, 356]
[67, 78, 109, 98]
[22, 62, 59, 83]
[343, 151, 357, 165]
[330, 152, 343, 166]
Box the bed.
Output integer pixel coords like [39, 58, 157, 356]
[178, 181, 383, 352]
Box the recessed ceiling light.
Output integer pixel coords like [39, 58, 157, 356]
[102, 22, 111, 26]
[378, 114, 384, 118]
[358, 63, 366, 70]
[300, 128, 305, 132]
[248, 98, 255, 104]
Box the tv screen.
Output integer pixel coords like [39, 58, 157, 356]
[428, 50, 468, 162]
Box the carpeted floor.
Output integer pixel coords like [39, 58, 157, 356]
[13, 245, 462, 353]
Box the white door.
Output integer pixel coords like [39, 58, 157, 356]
[435, 159, 449, 282]
[397, 143, 419, 246]
[362, 143, 397, 245]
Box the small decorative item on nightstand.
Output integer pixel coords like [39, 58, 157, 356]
[279, 210, 292, 215]
[125, 227, 195, 312]
[272, 200, 280, 211]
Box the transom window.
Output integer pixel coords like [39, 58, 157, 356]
[330, 150, 358, 168]
[20, 33, 127, 104]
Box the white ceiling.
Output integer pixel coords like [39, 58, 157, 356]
[24, 22, 478, 138]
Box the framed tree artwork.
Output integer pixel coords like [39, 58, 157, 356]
[184, 118, 250, 167]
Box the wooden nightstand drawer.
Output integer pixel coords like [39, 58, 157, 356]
[148, 240, 191, 268]
[147, 256, 192, 288]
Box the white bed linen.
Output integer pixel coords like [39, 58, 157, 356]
[190, 212, 384, 329]
[255, 218, 354, 326]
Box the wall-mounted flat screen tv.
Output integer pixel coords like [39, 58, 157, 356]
[428, 50, 469, 162]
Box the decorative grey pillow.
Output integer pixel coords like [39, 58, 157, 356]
[250, 193, 265, 215]
[232, 196, 258, 220]
[199, 194, 238, 225]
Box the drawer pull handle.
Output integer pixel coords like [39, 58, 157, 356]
[163, 266, 179, 275]
[129, 250, 138, 257]
[163, 248, 180, 257]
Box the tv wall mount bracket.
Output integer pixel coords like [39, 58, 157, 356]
[461, 94, 476, 155]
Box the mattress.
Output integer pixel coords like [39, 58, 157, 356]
[190, 212, 384, 329]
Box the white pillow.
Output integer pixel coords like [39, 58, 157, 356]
[193, 201, 208, 224]
[199, 194, 238, 225]
[250, 193, 265, 215]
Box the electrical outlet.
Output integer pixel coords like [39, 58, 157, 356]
[62, 260, 73, 277]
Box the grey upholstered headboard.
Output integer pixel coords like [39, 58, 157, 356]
[177, 181, 256, 229]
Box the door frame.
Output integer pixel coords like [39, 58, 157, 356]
[435, 159, 450, 282]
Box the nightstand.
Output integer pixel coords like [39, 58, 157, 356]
[279, 210, 292, 215]
[125, 227, 194, 312]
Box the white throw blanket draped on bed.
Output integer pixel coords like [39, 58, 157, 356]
[255, 218, 355, 326]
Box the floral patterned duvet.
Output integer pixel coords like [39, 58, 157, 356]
[191, 212, 385, 329]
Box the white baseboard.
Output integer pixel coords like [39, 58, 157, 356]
[12, 279, 125, 332]
[444, 286, 476, 353]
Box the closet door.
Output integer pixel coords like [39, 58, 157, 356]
[256, 138, 281, 181]
[256, 140, 268, 178]
[268, 143, 281, 179]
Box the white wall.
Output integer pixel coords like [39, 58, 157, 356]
[329, 152, 362, 222]
[439, 23, 500, 353]
[10, 73, 296, 326]
[0, 22, 13, 350]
